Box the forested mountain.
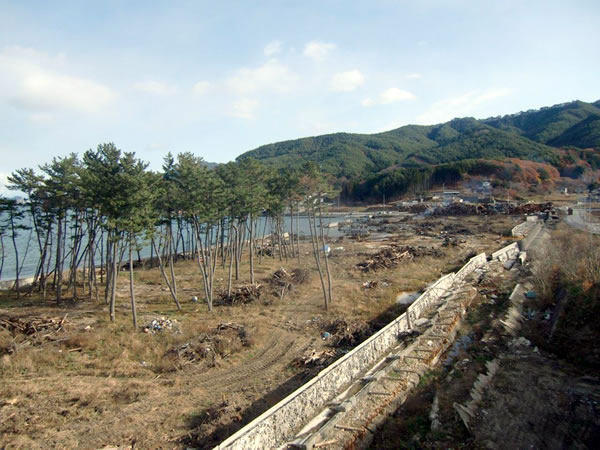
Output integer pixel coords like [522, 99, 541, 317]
[483, 100, 600, 145]
[237, 100, 600, 178]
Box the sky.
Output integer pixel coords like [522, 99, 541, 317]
[1, 0, 599, 193]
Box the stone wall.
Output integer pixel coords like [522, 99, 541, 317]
[406, 273, 455, 324]
[216, 253, 489, 449]
[216, 311, 413, 449]
[454, 252, 487, 284]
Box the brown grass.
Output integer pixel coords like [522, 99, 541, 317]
[0, 216, 512, 448]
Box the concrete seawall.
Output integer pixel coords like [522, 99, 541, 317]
[491, 242, 520, 262]
[215, 252, 488, 449]
[512, 218, 538, 237]
[518, 222, 542, 251]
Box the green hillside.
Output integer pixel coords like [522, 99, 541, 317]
[483, 100, 600, 145]
[237, 100, 600, 178]
[547, 115, 600, 149]
[418, 123, 558, 165]
[237, 128, 438, 178]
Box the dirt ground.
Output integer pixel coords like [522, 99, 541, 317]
[370, 224, 600, 450]
[0, 215, 518, 449]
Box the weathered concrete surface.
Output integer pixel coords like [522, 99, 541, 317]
[453, 359, 500, 432]
[298, 285, 478, 449]
[216, 252, 489, 449]
[518, 222, 542, 251]
[512, 220, 538, 237]
[491, 242, 520, 262]
[454, 253, 487, 284]
[214, 311, 412, 449]
[406, 273, 455, 325]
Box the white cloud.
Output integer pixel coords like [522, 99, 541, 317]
[227, 59, 298, 95]
[380, 87, 415, 103]
[134, 80, 175, 96]
[264, 40, 282, 57]
[362, 87, 415, 106]
[231, 98, 259, 119]
[303, 41, 336, 61]
[405, 73, 422, 79]
[0, 46, 115, 114]
[475, 88, 512, 103]
[416, 88, 512, 124]
[330, 70, 365, 92]
[192, 80, 210, 96]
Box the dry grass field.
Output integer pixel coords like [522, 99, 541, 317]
[0, 215, 518, 449]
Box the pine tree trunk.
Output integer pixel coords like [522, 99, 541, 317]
[109, 233, 118, 322]
[167, 222, 177, 296]
[296, 206, 301, 263]
[308, 211, 328, 309]
[56, 215, 63, 303]
[194, 223, 212, 311]
[129, 236, 138, 329]
[9, 212, 20, 298]
[318, 206, 333, 305]
[249, 214, 255, 284]
[104, 230, 112, 305]
[43, 227, 53, 299]
[100, 230, 104, 284]
[150, 237, 181, 309]
[227, 225, 237, 297]
[235, 220, 242, 280]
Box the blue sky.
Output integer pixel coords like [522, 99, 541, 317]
[1, 0, 599, 192]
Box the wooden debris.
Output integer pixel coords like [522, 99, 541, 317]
[216, 284, 263, 306]
[0, 315, 68, 336]
[293, 349, 337, 368]
[322, 318, 372, 348]
[355, 244, 443, 272]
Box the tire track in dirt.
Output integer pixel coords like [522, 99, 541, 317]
[194, 328, 301, 393]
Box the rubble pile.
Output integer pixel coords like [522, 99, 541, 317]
[0, 315, 67, 336]
[175, 322, 250, 366]
[407, 203, 429, 213]
[355, 244, 443, 272]
[255, 246, 274, 257]
[269, 268, 310, 290]
[216, 284, 263, 306]
[433, 203, 479, 216]
[429, 201, 553, 217]
[322, 318, 373, 348]
[142, 317, 181, 334]
[0, 315, 68, 353]
[509, 202, 553, 215]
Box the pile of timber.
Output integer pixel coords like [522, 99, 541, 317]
[355, 244, 443, 272]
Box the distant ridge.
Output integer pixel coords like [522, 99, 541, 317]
[237, 99, 600, 178]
